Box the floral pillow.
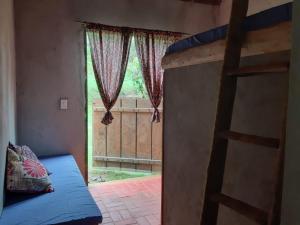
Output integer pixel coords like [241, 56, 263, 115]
[8, 143, 52, 175]
[6, 148, 54, 193]
[9, 143, 38, 161]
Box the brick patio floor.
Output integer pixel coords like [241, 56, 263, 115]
[89, 175, 162, 225]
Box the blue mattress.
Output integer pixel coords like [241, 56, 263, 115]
[166, 2, 293, 55]
[0, 155, 102, 225]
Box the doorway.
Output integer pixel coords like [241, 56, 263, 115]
[86, 35, 163, 183]
[86, 34, 163, 225]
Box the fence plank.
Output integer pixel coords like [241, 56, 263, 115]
[106, 99, 121, 168]
[93, 100, 107, 167]
[94, 107, 154, 113]
[94, 156, 161, 165]
[121, 98, 137, 170]
[136, 99, 152, 171]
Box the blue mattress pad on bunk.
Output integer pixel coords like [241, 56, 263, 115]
[166, 2, 293, 55]
[0, 155, 102, 225]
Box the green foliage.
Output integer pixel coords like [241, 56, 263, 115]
[87, 37, 147, 100]
[86, 39, 100, 107]
[120, 38, 147, 98]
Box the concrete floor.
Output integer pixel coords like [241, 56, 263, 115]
[89, 176, 161, 225]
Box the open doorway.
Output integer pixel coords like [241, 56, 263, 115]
[86, 34, 162, 224]
[84, 25, 179, 224]
[87, 35, 162, 182]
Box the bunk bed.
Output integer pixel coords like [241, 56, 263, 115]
[162, 2, 292, 69]
[162, 2, 292, 225]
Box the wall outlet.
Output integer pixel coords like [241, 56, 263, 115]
[60, 98, 68, 110]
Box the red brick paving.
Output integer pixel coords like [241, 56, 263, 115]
[89, 176, 161, 225]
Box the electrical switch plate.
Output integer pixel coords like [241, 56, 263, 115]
[60, 98, 68, 110]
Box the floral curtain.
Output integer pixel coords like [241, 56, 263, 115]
[87, 24, 132, 125]
[134, 31, 180, 122]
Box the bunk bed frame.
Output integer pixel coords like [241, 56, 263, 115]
[162, 1, 292, 225]
[162, 21, 291, 69]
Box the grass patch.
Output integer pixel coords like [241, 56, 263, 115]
[89, 168, 152, 184]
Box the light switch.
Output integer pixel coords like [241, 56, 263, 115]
[60, 98, 68, 110]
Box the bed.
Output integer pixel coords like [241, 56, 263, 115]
[162, 2, 292, 69]
[162, 2, 292, 225]
[0, 155, 102, 225]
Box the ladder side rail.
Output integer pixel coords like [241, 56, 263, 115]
[200, 0, 249, 225]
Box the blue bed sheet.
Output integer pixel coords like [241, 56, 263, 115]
[0, 155, 102, 225]
[166, 2, 293, 55]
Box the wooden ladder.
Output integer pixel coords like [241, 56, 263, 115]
[200, 0, 289, 225]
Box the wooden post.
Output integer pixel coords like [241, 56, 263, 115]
[282, 1, 300, 224]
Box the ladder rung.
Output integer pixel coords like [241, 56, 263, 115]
[210, 193, 268, 224]
[218, 131, 280, 148]
[226, 62, 289, 77]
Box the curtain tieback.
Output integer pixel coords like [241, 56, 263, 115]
[152, 108, 160, 123]
[102, 110, 114, 125]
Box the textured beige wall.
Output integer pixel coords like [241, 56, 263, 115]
[163, 51, 289, 225]
[163, 63, 219, 225]
[282, 1, 300, 224]
[73, 0, 215, 35]
[0, 0, 16, 215]
[214, 0, 293, 26]
[14, 0, 215, 178]
[15, 0, 87, 177]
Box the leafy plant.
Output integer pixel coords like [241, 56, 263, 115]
[120, 37, 148, 98]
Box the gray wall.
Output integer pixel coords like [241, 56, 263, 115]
[0, 0, 16, 215]
[14, 0, 215, 177]
[163, 52, 289, 225]
[15, 0, 87, 176]
[72, 0, 215, 34]
[163, 63, 219, 225]
[282, 1, 300, 224]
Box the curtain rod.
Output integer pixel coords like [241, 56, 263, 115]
[75, 20, 189, 35]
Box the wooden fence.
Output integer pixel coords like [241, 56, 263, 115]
[92, 97, 162, 172]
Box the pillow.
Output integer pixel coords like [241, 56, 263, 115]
[6, 148, 54, 193]
[9, 142, 52, 175]
[9, 143, 38, 161]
